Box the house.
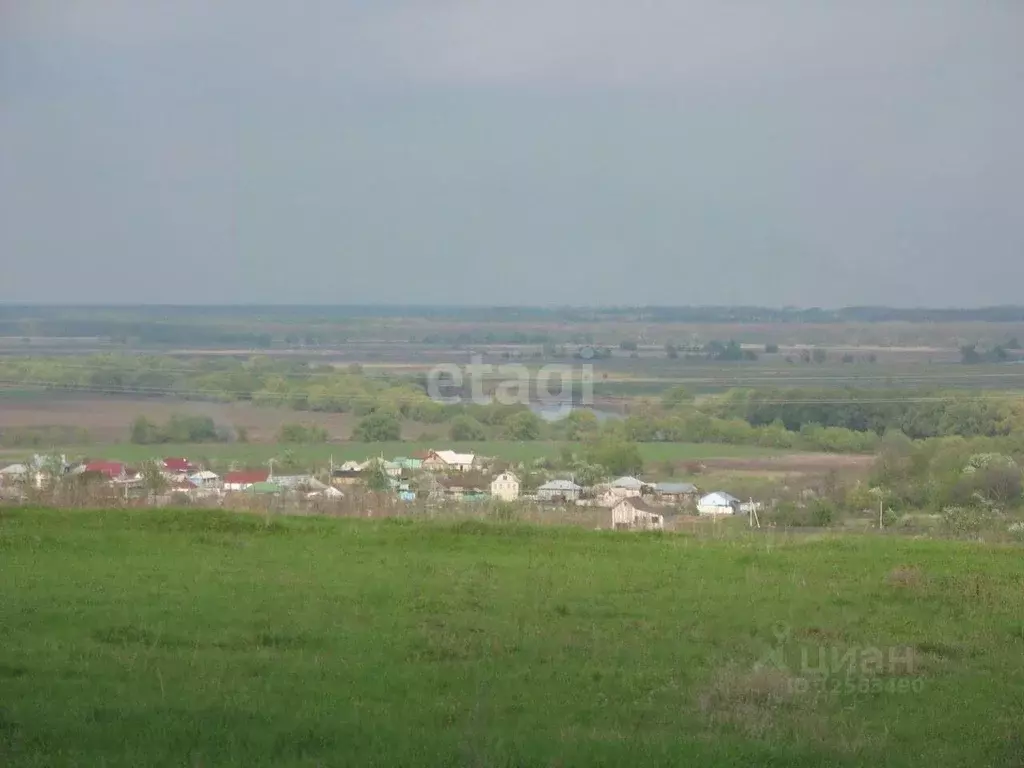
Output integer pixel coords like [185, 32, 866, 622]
[169, 478, 198, 496]
[0, 464, 32, 487]
[612, 497, 665, 531]
[331, 467, 363, 486]
[697, 491, 741, 516]
[83, 461, 128, 481]
[654, 482, 699, 505]
[536, 479, 583, 503]
[490, 471, 521, 502]
[610, 476, 653, 494]
[187, 470, 221, 489]
[422, 450, 476, 472]
[2, 454, 71, 487]
[162, 457, 194, 475]
[438, 475, 488, 501]
[223, 469, 271, 492]
[392, 456, 423, 473]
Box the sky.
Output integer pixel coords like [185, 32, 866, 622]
[2, 1, 1022, 307]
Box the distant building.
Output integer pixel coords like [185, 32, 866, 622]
[162, 457, 194, 475]
[536, 479, 582, 503]
[187, 470, 221, 489]
[391, 457, 423, 473]
[611, 497, 665, 531]
[422, 450, 476, 473]
[654, 482, 699, 505]
[83, 461, 129, 481]
[223, 470, 271, 492]
[490, 472, 521, 502]
[697, 491, 740, 516]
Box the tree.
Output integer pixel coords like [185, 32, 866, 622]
[960, 344, 983, 364]
[563, 409, 599, 441]
[502, 411, 543, 441]
[661, 385, 694, 410]
[571, 461, 606, 488]
[619, 340, 638, 352]
[765, 343, 779, 354]
[352, 410, 402, 442]
[665, 343, 679, 359]
[365, 459, 392, 492]
[584, 438, 643, 476]
[812, 348, 828, 364]
[130, 416, 160, 445]
[450, 415, 487, 441]
[139, 460, 169, 497]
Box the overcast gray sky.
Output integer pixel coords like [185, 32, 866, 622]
[2, 1, 1022, 306]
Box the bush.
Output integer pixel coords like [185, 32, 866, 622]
[450, 415, 487, 442]
[277, 423, 328, 444]
[941, 506, 994, 537]
[353, 410, 402, 442]
[810, 500, 836, 527]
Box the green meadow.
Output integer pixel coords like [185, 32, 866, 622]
[2, 509, 1023, 766]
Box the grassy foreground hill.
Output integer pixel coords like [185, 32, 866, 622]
[2, 509, 1023, 767]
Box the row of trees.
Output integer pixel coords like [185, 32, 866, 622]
[130, 415, 226, 445]
[711, 387, 1024, 439]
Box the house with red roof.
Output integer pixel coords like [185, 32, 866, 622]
[222, 469, 271, 492]
[162, 457, 194, 474]
[83, 461, 128, 480]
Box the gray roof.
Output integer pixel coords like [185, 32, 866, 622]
[611, 476, 647, 489]
[617, 497, 662, 513]
[538, 479, 582, 491]
[655, 482, 698, 494]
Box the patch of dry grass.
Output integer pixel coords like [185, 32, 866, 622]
[697, 666, 808, 738]
[887, 565, 925, 589]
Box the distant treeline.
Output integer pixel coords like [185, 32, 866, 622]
[5, 304, 1024, 338]
[711, 388, 1021, 439]
[3, 355, 1024, 453]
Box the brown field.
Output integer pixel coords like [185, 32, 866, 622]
[701, 453, 874, 474]
[0, 394, 430, 442]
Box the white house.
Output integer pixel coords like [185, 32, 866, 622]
[536, 479, 582, 503]
[422, 450, 476, 472]
[697, 491, 741, 516]
[187, 470, 221, 489]
[0, 464, 34, 487]
[612, 497, 665, 531]
[490, 471, 521, 502]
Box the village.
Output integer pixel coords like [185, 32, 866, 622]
[0, 448, 760, 531]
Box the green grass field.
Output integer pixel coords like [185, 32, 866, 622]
[10, 441, 789, 468]
[2, 509, 1022, 766]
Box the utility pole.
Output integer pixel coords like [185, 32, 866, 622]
[267, 458, 276, 481]
[879, 498, 884, 530]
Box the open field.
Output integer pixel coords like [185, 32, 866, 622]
[2, 509, 1023, 766]
[0, 393, 434, 443]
